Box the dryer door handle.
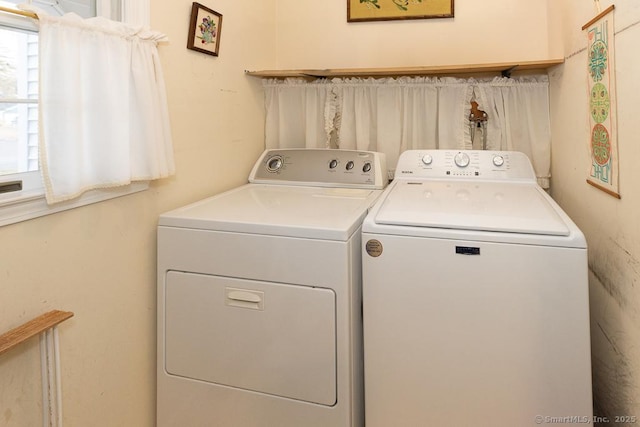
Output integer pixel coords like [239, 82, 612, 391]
[225, 288, 265, 310]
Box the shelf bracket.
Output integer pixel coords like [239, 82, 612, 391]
[501, 65, 518, 78]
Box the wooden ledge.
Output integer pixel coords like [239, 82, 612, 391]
[245, 59, 564, 79]
[0, 310, 74, 356]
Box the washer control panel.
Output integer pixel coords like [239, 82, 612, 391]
[250, 149, 388, 189]
[395, 150, 536, 182]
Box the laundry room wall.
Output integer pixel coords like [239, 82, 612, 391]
[0, 1, 274, 426]
[548, 0, 640, 423]
[273, 0, 551, 69]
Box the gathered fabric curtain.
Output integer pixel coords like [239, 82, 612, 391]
[475, 78, 551, 188]
[263, 76, 551, 188]
[29, 9, 175, 204]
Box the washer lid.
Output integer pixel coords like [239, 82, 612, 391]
[159, 184, 381, 241]
[375, 180, 570, 236]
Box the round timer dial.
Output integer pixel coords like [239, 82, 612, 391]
[454, 152, 470, 168]
[266, 155, 283, 172]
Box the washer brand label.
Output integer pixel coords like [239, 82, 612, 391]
[456, 246, 480, 255]
[366, 239, 383, 257]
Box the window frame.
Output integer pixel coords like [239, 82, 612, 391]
[0, 0, 151, 227]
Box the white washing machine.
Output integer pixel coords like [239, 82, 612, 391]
[157, 148, 387, 427]
[362, 150, 593, 427]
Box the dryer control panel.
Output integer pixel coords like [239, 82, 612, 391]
[250, 149, 388, 189]
[394, 150, 537, 182]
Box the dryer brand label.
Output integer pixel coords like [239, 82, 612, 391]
[365, 239, 383, 257]
[456, 246, 480, 255]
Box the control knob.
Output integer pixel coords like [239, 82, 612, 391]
[493, 155, 505, 167]
[454, 152, 470, 168]
[266, 155, 284, 172]
[422, 154, 433, 165]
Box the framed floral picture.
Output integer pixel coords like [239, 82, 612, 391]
[348, 0, 454, 22]
[187, 2, 223, 56]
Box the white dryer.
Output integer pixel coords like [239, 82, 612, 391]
[157, 148, 387, 427]
[362, 150, 593, 427]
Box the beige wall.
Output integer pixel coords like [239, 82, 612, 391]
[6, 0, 637, 425]
[274, 0, 551, 69]
[0, 1, 275, 426]
[548, 0, 640, 422]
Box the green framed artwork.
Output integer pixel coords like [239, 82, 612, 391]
[348, 0, 454, 22]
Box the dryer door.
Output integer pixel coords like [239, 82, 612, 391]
[164, 271, 337, 406]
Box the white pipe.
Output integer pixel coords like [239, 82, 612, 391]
[46, 330, 56, 426]
[39, 333, 50, 427]
[54, 327, 62, 426]
[38, 329, 62, 427]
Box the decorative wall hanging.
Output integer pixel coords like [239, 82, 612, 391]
[187, 2, 222, 56]
[347, 0, 454, 22]
[583, 4, 620, 198]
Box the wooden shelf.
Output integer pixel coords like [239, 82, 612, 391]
[0, 310, 74, 356]
[246, 59, 564, 79]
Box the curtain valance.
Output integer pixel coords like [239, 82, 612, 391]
[264, 76, 551, 188]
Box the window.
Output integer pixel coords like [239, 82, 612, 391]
[0, 14, 39, 192]
[0, 0, 150, 226]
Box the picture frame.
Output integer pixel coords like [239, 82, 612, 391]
[187, 2, 223, 57]
[347, 0, 454, 22]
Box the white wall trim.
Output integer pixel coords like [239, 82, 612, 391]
[0, 183, 149, 227]
[123, 0, 150, 27]
[95, 0, 149, 26]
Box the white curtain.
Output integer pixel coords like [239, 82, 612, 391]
[333, 77, 473, 171]
[474, 77, 551, 188]
[32, 10, 175, 204]
[264, 79, 334, 149]
[263, 76, 551, 187]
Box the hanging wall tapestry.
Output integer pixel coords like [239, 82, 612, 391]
[583, 5, 620, 198]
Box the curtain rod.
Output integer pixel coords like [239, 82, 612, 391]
[0, 5, 38, 19]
